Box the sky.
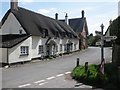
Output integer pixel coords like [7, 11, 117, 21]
[0, 0, 119, 35]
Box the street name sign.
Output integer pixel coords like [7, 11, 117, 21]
[104, 36, 117, 42]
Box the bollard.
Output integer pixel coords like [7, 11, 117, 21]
[118, 66, 120, 82]
[85, 62, 88, 72]
[76, 58, 79, 67]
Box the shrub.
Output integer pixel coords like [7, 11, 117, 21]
[71, 64, 109, 87]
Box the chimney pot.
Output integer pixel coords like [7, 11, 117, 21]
[81, 10, 85, 18]
[65, 13, 68, 24]
[65, 13, 68, 17]
[55, 13, 58, 20]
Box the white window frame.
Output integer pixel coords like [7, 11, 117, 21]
[20, 46, 29, 55]
[38, 45, 44, 54]
[64, 44, 67, 51]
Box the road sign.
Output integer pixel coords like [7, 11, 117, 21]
[104, 36, 117, 40]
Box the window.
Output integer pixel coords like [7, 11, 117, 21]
[42, 29, 48, 38]
[55, 31, 59, 39]
[39, 45, 44, 54]
[60, 44, 62, 51]
[19, 29, 22, 35]
[69, 33, 72, 38]
[70, 43, 73, 51]
[64, 44, 67, 51]
[20, 46, 29, 55]
[61, 32, 65, 39]
[74, 44, 76, 50]
[55, 45, 58, 52]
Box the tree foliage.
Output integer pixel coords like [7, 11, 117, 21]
[87, 33, 100, 46]
[110, 16, 120, 45]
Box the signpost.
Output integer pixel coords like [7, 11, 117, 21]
[100, 23, 117, 74]
[104, 36, 117, 41]
[100, 24, 104, 73]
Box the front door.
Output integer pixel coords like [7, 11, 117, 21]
[46, 44, 50, 56]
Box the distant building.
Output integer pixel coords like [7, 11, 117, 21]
[104, 20, 112, 47]
[0, 0, 79, 64]
[60, 10, 89, 50]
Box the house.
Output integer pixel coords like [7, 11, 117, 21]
[60, 10, 89, 50]
[0, 0, 79, 65]
[104, 20, 112, 47]
[95, 20, 112, 47]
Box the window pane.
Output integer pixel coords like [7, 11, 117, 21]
[20, 46, 29, 55]
[39, 45, 43, 54]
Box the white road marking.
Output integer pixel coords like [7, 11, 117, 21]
[56, 74, 64, 77]
[46, 76, 55, 80]
[65, 71, 71, 74]
[39, 82, 48, 86]
[34, 80, 45, 84]
[18, 84, 31, 88]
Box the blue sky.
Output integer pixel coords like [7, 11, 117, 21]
[0, 0, 119, 35]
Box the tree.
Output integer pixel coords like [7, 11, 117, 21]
[110, 16, 120, 66]
[87, 33, 100, 46]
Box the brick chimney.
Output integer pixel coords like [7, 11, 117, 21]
[81, 10, 85, 18]
[11, 0, 18, 11]
[55, 13, 58, 20]
[65, 13, 68, 24]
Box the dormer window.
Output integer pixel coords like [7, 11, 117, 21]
[42, 29, 48, 38]
[55, 31, 59, 39]
[69, 33, 72, 38]
[68, 33, 72, 38]
[61, 32, 65, 39]
[19, 29, 22, 35]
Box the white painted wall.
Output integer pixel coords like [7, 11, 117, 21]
[0, 13, 26, 35]
[8, 37, 32, 63]
[54, 38, 79, 54]
[71, 38, 79, 51]
[32, 36, 48, 58]
[0, 36, 79, 64]
[0, 48, 7, 63]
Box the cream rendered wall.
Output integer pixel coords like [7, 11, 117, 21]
[0, 13, 26, 35]
[0, 48, 7, 63]
[71, 38, 79, 51]
[8, 37, 32, 64]
[54, 38, 79, 53]
[32, 36, 48, 59]
[55, 38, 67, 54]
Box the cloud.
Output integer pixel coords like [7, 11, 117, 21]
[37, 8, 57, 17]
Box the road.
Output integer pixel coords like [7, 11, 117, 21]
[2, 47, 112, 88]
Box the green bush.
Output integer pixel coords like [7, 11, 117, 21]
[71, 64, 109, 87]
[104, 63, 118, 85]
